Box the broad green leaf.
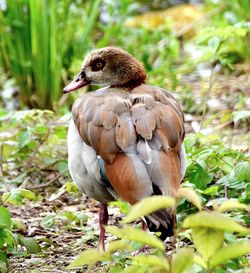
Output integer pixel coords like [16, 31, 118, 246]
[187, 163, 212, 190]
[0, 252, 7, 264]
[233, 162, 250, 182]
[132, 255, 169, 271]
[209, 241, 250, 268]
[171, 248, 194, 273]
[107, 240, 132, 253]
[177, 187, 202, 210]
[4, 230, 17, 249]
[19, 129, 31, 147]
[106, 226, 165, 251]
[192, 227, 224, 260]
[182, 211, 250, 234]
[218, 199, 248, 212]
[68, 249, 110, 268]
[2, 189, 37, 205]
[122, 196, 175, 224]
[0, 206, 11, 228]
[18, 236, 41, 253]
[193, 254, 207, 269]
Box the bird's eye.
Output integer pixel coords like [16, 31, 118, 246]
[91, 59, 106, 71]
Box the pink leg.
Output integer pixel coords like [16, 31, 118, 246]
[98, 203, 109, 251]
[141, 219, 147, 231]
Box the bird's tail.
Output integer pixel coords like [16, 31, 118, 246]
[145, 209, 175, 240]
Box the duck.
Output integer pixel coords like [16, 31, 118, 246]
[63, 47, 186, 250]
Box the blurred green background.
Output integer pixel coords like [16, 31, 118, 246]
[0, 0, 249, 110]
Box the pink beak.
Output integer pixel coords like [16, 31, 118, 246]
[63, 71, 91, 94]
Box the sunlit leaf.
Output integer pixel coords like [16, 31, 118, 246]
[218, 199, 248, 212]
[183, 211, 250, 234]
[2, 189, 37, 205]
[106, 226, 165, 251]
[209, 241, 250, 268]
[0, 206, 11, 228]
[132, 255, 169, 271]
[192, 227, 224, 260]
[122, 196, 175, 224]
[171, 248, 194, 273]
[107, 240, 132, 253]
[177, 187, 202, 210]
[68, 249, 110, 268]
[194, 254, 207, 269]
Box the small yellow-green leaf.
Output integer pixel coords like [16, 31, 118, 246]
[209, 241, 250, 268]
[171, 248, 194, 273]
[122, 196, 175, 224]
[106, 226, 165, 251]
[218, 199, 248, 212]
[192, 227, 224, 260]
[0, 206, 11, 228]
[132, 255, 169, 270]
[107, 240, 132, 253]
[68, 249, 110, 268]
[194, 254, 207, 269]
[182, 211, 250, 234]
[177, 187, 202, 210]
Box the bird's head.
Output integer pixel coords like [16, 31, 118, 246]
[63, 47, 146, 93]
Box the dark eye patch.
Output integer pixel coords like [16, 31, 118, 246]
[90, 58, 106, 71]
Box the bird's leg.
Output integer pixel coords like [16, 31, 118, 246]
[141, 219, 147, 231]
[98, 203, 108, 251]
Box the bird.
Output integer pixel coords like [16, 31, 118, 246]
[63, 47, 186, 250]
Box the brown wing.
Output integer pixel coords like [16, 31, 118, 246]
[72, 85, 185, 204]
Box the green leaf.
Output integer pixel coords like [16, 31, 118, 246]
[233, 111, 250, 123]
[68, 249, 110, 268]
[192, 227, 224, 260]
[193, 254, 207, 269]
[188, 163, 212, 190]
[209, 241, 250, 268]
[0, 207, 11, 228]
[171, 248, 194, 273]
[182, 211, 250, 234]
[106, 226, 165, 251]
[131, 255, 169, 271]
[177, 187, 202, 210]
[18, 236, 41, 253]
[122, 196, 175, 224]
[218, 199, 248, 212]
[107, 240, 132, 253]
[232, 162, 250, 182]
[4, 230, 17, 249]
[18, 129, 31, 147]
[0, 261, 7, 273]
[208, 36, 221, 53]
[2, 189, 37, 205]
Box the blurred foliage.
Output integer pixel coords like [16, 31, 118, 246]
[0, 109, 69, 186]
[68, 192, 250, 272]
[0, 0, 250, 109]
